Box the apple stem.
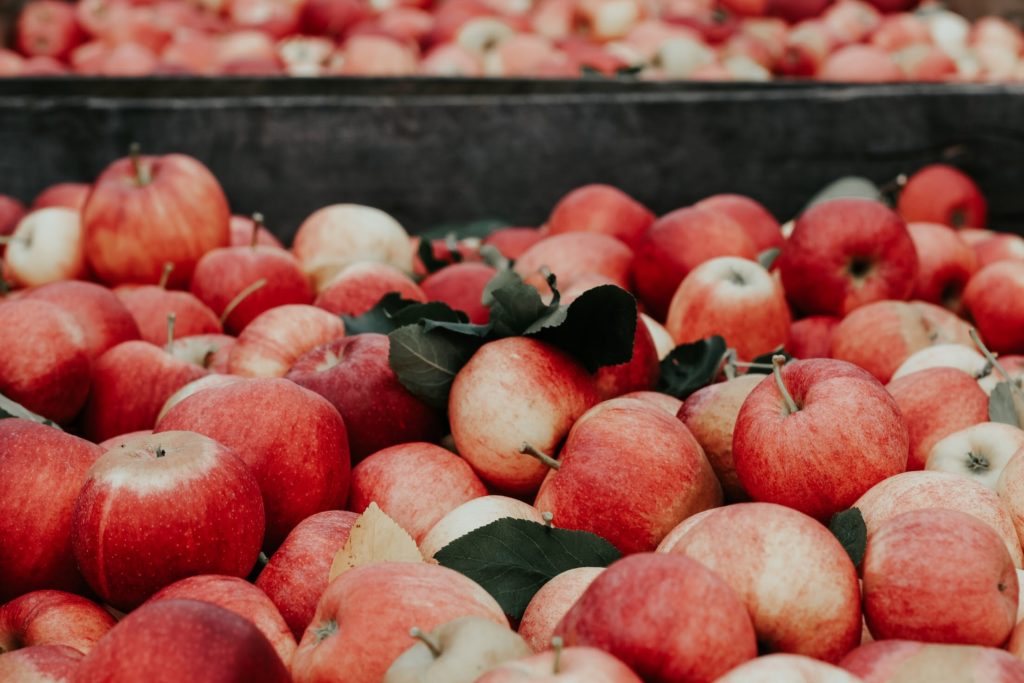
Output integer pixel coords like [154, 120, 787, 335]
[542, 511, 554, 528]
[721, 349, 737, 381]
[251, 212, 264, 248]
[409, 627, 442, 659]
[166, 313, 177, 354]
[520, 442, 560, 470]
[129, 142, 150, 186]
[970, 328, 1024, 399]
[158, 262, 174, 289]
[551, 636, 564, 674]
[219, 278, 268, 327]
[772, 354, 799, 415]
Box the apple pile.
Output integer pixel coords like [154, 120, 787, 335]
[3, 0, 1024, 80]
[4, 148, 1024, 683]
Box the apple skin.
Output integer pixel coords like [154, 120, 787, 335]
[593, 314, 661, 400]
[633, 206, 758, 320]
[996, 450, 1024, 551]
[853, 470, 1024, 568]
[733, 359, 909, 522]
[818, 44, 902, 82]
[476, 647, 643, 683]
[695, 193, 783, 253]
[786, 315, 839, 359]
[862, 508, 1017, 646]
[556, 553, 756, 683]
[925, 423, 1024, 490]
[291, 562, 507, 683]
[83, 152, 230, 288]
[32, 183, 90, 212]
[513, 232, 633, 299]
[115, 285, 222, 345]
[964, 261, 1024, 354]
[286, 334, 445, 462]
[348, 442, 487, 543]
[71, 431, 265, 611]
[890, 343, 988, 382]
[0, 644, 82, 682]
[484, 227, 544, 260]
[227, 303, 346, 377]
[0, 299, 90, 425]
[3, 208, 87, 288]
[715, 654, 864, 682]
[535, 397, 722, 554]
[420, 262, 496, 325]
[841, 640, 1024, 683]
[74, 599, 291, 683]
[169, 334, 236, 374]
[155, 378, 350, 550]
[621, 390, 681, 416]
[24, 280, 141, 361]
[897, 164, 988, 229]
[974, 233, 1024, 270]
[518, 567, 604, 653]
[420, 495, 546, 560]
[15, 0, 84, 60]
[449, 337, 599, 495]
[229, 214, 285, 249]
[907, 222, 977, 313]
[0, 590, 114, 655]
[886, 367, 989, 471]
[545, 184, 654, 249]
[145, 575, 296, 666]
[666, 256, 790, 361]
[664, 503, 861, 662]
[314, 261, 426, 316]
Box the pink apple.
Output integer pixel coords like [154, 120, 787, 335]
[997, 450, 1024, 550]
[32, 183, 90, 212]
[24, 280, 140, 361]
[330, 34, 419, 76]
[695, 194, 783, 253]
[890, 343, 988, 381]
[168, 333, 236, 374]
[593, 314, 660, 400]
[420, 262, 496, 324]
[314, 261, 426, 316]
[716, 654, 863, 682]
[964, 261, 1024, 354]
[229, 214, 285, 249]
[974, 233, 1024, 269]
[227, 303, 346, 377]
[897, 164, 988, 228]
[907, 222, 977, 312]
[3, 208, 87, 288]
[301, 0, 369, 37]
[818, 45, 902, 82]
[0, 645, 82, 682]
[841, 640, 1024, 682]
[545, 184, 654, 249]
[116, 284, 222, 346]
[513, 232, 633, 300]
[925, 422, 1024, 489]
[518, 567, 604, 653]
[0, 590, 114, 655]
[786, 315, 839, 359]
[484, 226, 544, 260]
[477, 647, 643, 682]
[420, 495, 545, 560]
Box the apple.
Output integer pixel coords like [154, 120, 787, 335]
[2, 208, 87, 288]
[897, 163, 988, 228]
[715, 654, 863, 682]
[216, 29, 284, 74]
[384, 616, 532, 683]
[665, 256, 790, 361]
[421, 42, 484, 75]
[978, 355, 1024, 395]
[168, 333, 237, 374]
[733, 358, 909, 521]
[83, 149, 230, 288]
[778, 199, 917, 317]
[477, 646, 643, 682]
[349, 442, 487, 543]
[331, 34, 419, 76]
[518, 568, 604, 653]
[0, 299, 90, 425]
[449, 337, 599, 495]
[32, 183, 90, 212]
[97, 430, 153, 450]
[420, 495, 546, 560]
[71, 431, 264, 610]
[694, 194, 783, 253]
[841, 640, 1024, 682]
[0, 590, 115, 655]
[484, 227, 544, 260]
[964, 261, 1024, 355]
[556, 553, 756, 683]
[291, 562, 507, 683]
[24, 280, 141, 361]
[0, 645, 82, 682]
[302, 0, 369, 37]
[818, 44, 902, 82]
[890, 342, 989, 381]
[116, 282, 222, 346]
[286, 334, 445, 461]
[74, 599, 291, 682]
[314, 261, 426, 316]
[229, 214, 285, 249]
[853, 470, 1024, 568]
[544, 184, 653, 249]
[974, 233, 1024, 269]
[534, 396, 722, 554]
[822, 0, 881, 44]
[513, 233, 633, 300]
[862, 508, 1016, 646]
[227, 0, 300, 38]
[786, 315, 838, 359]
[639, 313, 675, 360]
[996, 450, 1024, 550]
[420, 262, 497, 325]
[15, 0, 83, 60]
[925, 422, 1024, 490]
[227, 303, 346, 377]
[633, 205, 758, 320]
[906, 222, 977, 313]
[146, 575, 296, 666]
[777, 20, 835, 76]
[155, 377, 350, 549]
[592, 313, 660, 400]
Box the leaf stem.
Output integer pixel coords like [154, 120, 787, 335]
[520, 442, 560, 470]
[409, 627, 442, 659]
[970, 327, 1024, 399]
[219, 278, 268, 327]
[773, 354, 798, 414]
[542, 511, 554, 528]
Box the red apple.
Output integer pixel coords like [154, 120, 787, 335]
[786, 315, 838, 359]
[841, 640, 1024, 682]
[168, 334, 236, 374]
[0, 644, 81, 682]
[907, 222, 977, 312]
[897, 164, 988, 228]
[518, 567, 604, 653]
[15, 0, 83, 60]
[420, 262, 496, 324]
[302, 0, 369, 37]
[890, 342, 988, 381]
[718, 654, 862, 682]
[98, 430, 153, 450]
[484, 226, 544, 260]
[818, 44, 902, 82]
[777, 20, 835, 76]
[695, 193, 783, 253]
[964, 261, 1024, 354]
[3, 208, 87, 288]
[925, 422, 1024, 490]
[227, 303, 345, 377]
[32, 183, 90, 212]
[0, 590, 114, 655]
[314, 261, 426, 316]
[24, 280, 140, 361]
[592, 314, 660, 400]
[513, 233, 633, 300]
[821, 0, 881, 45]
[974, 233, 1024, 269]
[478, 646, 643, 682]
[116, 284, 222, 346]
[0, 195, 26, 245]
[545, 184, 654, 249]
[229, 214, 285, 249]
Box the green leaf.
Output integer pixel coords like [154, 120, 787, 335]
[417, 237, 455, 275]
[531, 285, 637, 372]
[657, 336, 727, 399]
[420, 219, 509, 242]
[434, 518, 620, 620]
[343, 294, 468, 336]
[616, 64, 644, 77]
[0, 393, 61, 430]
[758, 247, 781, 270]
[388, 324, 482, 411]
[747, 348, 792, 374]
[484, 270, 559, 338]
[479, 244, 511, 271]
[829, 508, 867, 568]
[990, 382, 1021, 427]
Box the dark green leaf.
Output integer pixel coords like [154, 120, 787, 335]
[0, 393, 61, 430]
[616, 64, 644, 77]
[417, 237, 454, 275]
[389, 301, 466, 328]
[434, 518, 620, 620]
[829, 508, 867, 568]
[747, 348, 792, 374]
[484, 270, 559, 338]
[657, 336, 727, 399]
[758, 247, 781, 270]
[421, 319, 493, 338]
[531, 285, 637, 372]
[990, 382, 1021, 427]
[420, 219, 509, 242]
[342, 294, 467, 336]
[479, 244, 510, 271]
[388, 324, 482, 410]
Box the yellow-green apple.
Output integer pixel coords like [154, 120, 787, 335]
[24, 280, 140, 361]
[733, 358, 909, 521]
[227, 303, 345, 377]
[314, 261, 426, 316]
[485, 227, 544, 260]
[168, 334, 237, 374]
[0, 590, 113, 655]
[665, 256, 790, 361]
[886, 367, 989, 470]
[292, 204, 414, 291]
[678, 374, 760, 501]
[0, 644, 81, 682]
[695, 193, 784, 253]
[890, 343, 988, 381]
[518, 568, 604, 653]
[420, 262, 496, 324]
[897, 163, 988, 228]
[146, 575, 296, 666]
[189, 243, 312, 334]
[476, 646, 643, 682]
[255, 510, 358, 639]
[787, 315, 839, 359]
[640, 313, 674, 359]
[545, 184, 654, 249]
[116, 284, 221, 345]
[853, 470, 1023, 567]
[974, 234, 1024, 270]
[291, 562, 507, 683]
[230, 214, 285, 249]
[384, 616, 532, 683]
[997, 450, 1024, 549]
[534, 397, 721, 554]
[906, 222, 977, 313]
[555, 553, 756, 683]
[964, 262, 1024, 354]
[633, 206, 758, 320]
[3, 208, 86, 288]
[593, 315, 660, 400]
[513, 233, 633, 300]
[449, 337, 599, 495]
[925, 423, 1024, 489]
[74, 599, 291, 682]
[71, 431, 264, 610]
[715, 654, 864, 682]
[0, 300, 90, 424]
[841, 640, 1024, 682]
[286, 334, 445, 461]
[420, 495, 545, 560]
[348, 442, 487, 543]
[777, 199, 918, 317]
[664, 503, 861, 662]
[620, 390, 681, 416]
[83, 151, 230, 288]
[32, 183, 90, 212]
[0, 421, 101, 601]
